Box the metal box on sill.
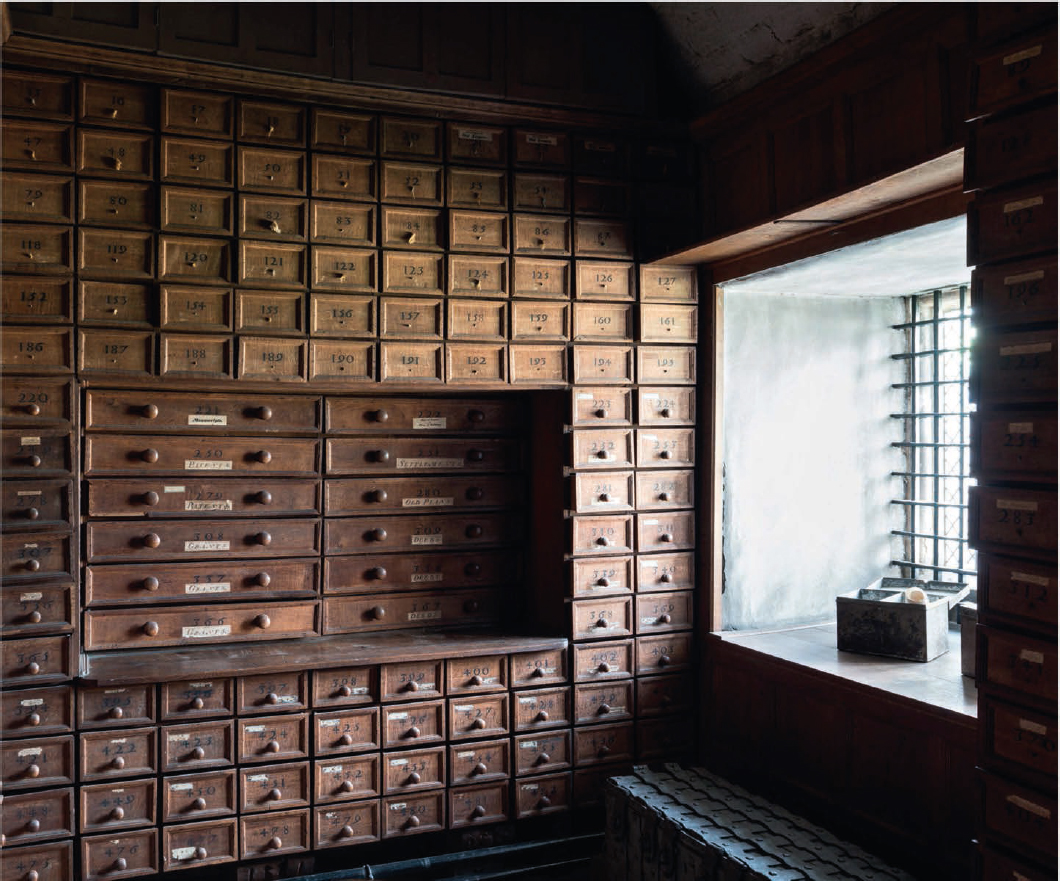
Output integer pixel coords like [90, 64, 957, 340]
[836, 577, 970, 662]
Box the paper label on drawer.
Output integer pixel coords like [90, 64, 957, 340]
[164, 485, 185, 493]
[1012, 571, 1049, 586]
[1018, 718, 1048, 735]
[643, 519, 659, 526]
[185, 459, 232, 471]
[188, 414, 227, 426]
[18, 747, 42, 757]
[110, 738, 127, 744]
[22, 543, 38, 548]
[390, 713, 409, 721]
[1003, 196, 1044, 213]
[105, 688, 127, 694]
[397, 458, 464, 469]
[577, 393, 594, 400]
[996, 499, 1038, 512]
[583, 140, 617, 153]
[1000, 342, 1051, 356]
[172, 847, 196, 860]
[185, 582, 231, 594]
[408, 610, 441, 621]
[274, 694, 297, 703]
[389, 758, 408, 766]
[454, 705, 474, 712]
[182, 625, 231, 638]
[525, 134, 557, 146]
[458, 129, 493, 142]
[17, 490, 41, 496]
[20, 436, 41, 446]
[402, 497, 453, 508]
[389, 802, 407, 811]
[1003, 44, 1042, 65]
[1006, 794, 1050, 818]
[245, 725, 266, 733]
[412, 416, 447, 429]
[184, 540, 230, 552]
[521, 784, 539, 792]
[322, 765, 343, 774]
[411, 535, 444, 545]
[520, 741, 538, 749]
[1018, 649, 1044, 664]
[20, 698, 44, 707]
[410, 573, 443, 583]
[1008, 423, 1034, 434]
[641, 617, 665, 625]
[518, 697, 539, 705]
[457, 751, 475, 759]
[170, 782, 193, 791]
[247, 774, 269, 782]
[19, 592, 43, 601]
[321, 719, 340, 728]
[169, 733, 192, 742]
[189, 682, 213, 688]
[1004, 269, 1045, 286]
[185, 500, 232, 512]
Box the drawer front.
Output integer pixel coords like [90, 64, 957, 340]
[84, 601, 317, 650]
[311, 155, 376, 201]
[1, 685, 73, 737]
[514, 730, 571, 776]
[80, 79, 154, 129]
[382, 700, 445, 748]
[637, 511, 696, 552]
[77, 129, 153, 179]
[514, 772, 571, 818]
[162, 818, 238, 871]
[574, 219, 631, 259]
[572, 640, 634, 681]
[327, 438, 518, 475]
[573, 722, 634, 766]
[1, 634, 71, 686]
[86, 478, 319, 517]
[314, 801, 381, 848]
[160, 137, 234, 186]
[79, 728, 157, 781]
[508, 344, 568, 385]
[162, 186, 233, 235]
[448, 168, 507, 210]
[571, 556, 634, 597]
[640, 303, 697, 343]
[1, 787, 74, 845]
[80, 180, 153, 228]
[382, 791, 445, 837]
[1, 378, 72, 427]
[970, 486, 1057, 554]
[314, 754, 380, 803]
[970, 182, 1058, 264]
[2, 120, 73, 173]
[981, 693, 1057, 781]
[570, 514, 634, 556]
[80, 280, 152, 327]
[572, 345, 634, 384]
[971, 30, 1058, 116]
[3, 71, 73, 119]
[574, 135, 628, 176]
[313, 246, 379, 292]
[510, 648, 567, 688]
[162, 89, 233, 137]
[314, 708, 380, 755]
[324, 474, 520, 515]
[573, 302, 633, 341]
[161, 721, 235, 772]
[448, 255, 508, 297]
[448, 123, 507, 166]
[2, 277, 73, 325]
[967, 103, 1057, 191]
[380, 162, 442, 205]
[158, 286, 231, 331]
[1, 735, 74, 789]
[637, 716, 695, 761]
[323, 589, 499, 635]
[3, 172, 73, 223]
[380, 660, 443, 702]
[513, 173, 570, 212]
[85, 389, 320, 432]
[511, 300, 569, 341]
[161, 767, 236, 822]
[575, 178, 629, 216]
[448, 299, 507, 340]
[237, 714, 309, 764]
[574, 681, 634, 724]
[85, 436, 318, 477]
[980, 626, 1057, 703]
[573, 470, 634, 513]
[449, 210, 509, 253]
[636, 673, 694, 717]
[81, 828, 158, 880]
[381, 118, 441, 160]
[160, 680, 235, 722]
[975, 329, 1057, 403]
[575, 261, 636, 301]
[2, 533, 72, 582]
[382, 208, 443, 250]
[638, 387, 695, 426]
[513, 215, 571, 256]
[384, 747, 445, 793]
[449, 781, 509, 828]
[636, 590, 694, 634]
[0, 582, 73, 635]
[636, 632, 693, 674]
[86, 559, 317, 606]
[972, 256, 1057, 329]
[572, 595, 633, 640]
[237, 672, 308, 715]
[511, 687, 571, 732]
[572, 387, 632, 426]
[978, 554, 1056, 632]
[1, 841, 73, 881]
[979, 770, 1057, 860]
[640, 265, 696, 302]
[636, 470, 694, 510]
[78, 329, 153, 376]
[972, 411, 1057, 481]
[238, 100, 305, 146]
[77, 684, 154, 730]
[445, 343, 507, 382]
[379, 297, 443, 339]
[571, 429, 634, 470]
[312, 666, 378, 708]
[80, 779, 156, 833]
[159, 235, 232, 284]
[310, 293, 375, 337]
[449, 740, 510, 785]
[239, 243, 308, 290]
[1, 328, 73, 374]
[239, 762, 310, 813]
[514, 130, 569, 168]
[238, 146, 305, 194]
[311, 108, 376, 155]
[638, 552, 694, 592]
[978, 843, 1054, 881]
[85, 518, 320, 562]
[446, 655, 507, 695]
[512, 257, 570, 298]
[238, 287, 307, 333]
[240, 808, 310, 858]
[637, 345, 696, 384]
[449, 695, 508, 740]
[311, 202, 375, 246]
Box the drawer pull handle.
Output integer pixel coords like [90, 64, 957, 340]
[597, 745, 611, 758]
[535, 710, 549, 722]
[406, 726, 420, 739]
[268, 788, 282, 801]
[596, 662, 611, 674]
[369, 528, 387, 542]
[142, 576, 159, 591]
[111, 755, 125, 769]
[255, 490, 273, 505]
[340, 780, 355, 793]
[467, 449, 485, 462]
[403, 681, 419, 693]
[339, 733, 353, 746]
[470, 804, 486, 819]
[265, 740, 281, 753]
[660, 407, 672, 418]
[255, 450, 272, 464]
[140, 404, 159, 419]
[338, 685, 354, 697]
[24, 454, 42, 468]
[371, 449, 390, 463]
[194, 847, 208, 860]
[469, 674, 483, 686]
[472, 762, 488, 776]
[255, 406, 274, 421]
[658, 654, 671, 667]
[370, 489, 388, 503]
[191, 797, 207, 810]
[26, 712, 42, 727]
[407, 771, 421, 784]
[464, 563, 481, 577]
[536, 796, 552, 809]
[24, 559, 42, 571]
[464, 599, 480, 613]
[468, 409, 485, 423]
[26, 661, 41, 675]
[253, 571, 271, 587]
[24, 403, 41, 416]
[658, 491, 671, 502]
[267, 836, 283, 850]
[268, 220, 282, 234]
[25, 610, 42, 624]
[404, 814, 420, 829]
[535, 753, 550, 765]
[657, 613, 672, 625]
[594, 408, 608, 418]
[659, 533, 673, 543]
[255, 531, 272, 546]
[26, 818, 41, 832]
[529, 667, 544, 678]
[143, 621, 159, 636]
[596, 577, 611, 587]
[255, 614, 272, 629]
[659, 449, 672, 460]
[24, 507, 40, 520]
[108, 706, 124, 719]
[598, 703, 611, 715]
[465, 524, 483, 539]
[598, 493, 611, 503]
[368, 566, 387, 580]
[659, 571, 672, 583]
[369, 605, 386, 620]
[594, 617, 609, 628]
[108, 107, 119, 117]
[190, 698, 205, 711]
[466, 487, 484, 501]
[143, 533, 162, 548]
[661, 695, 674, 707]
[25, 763, 41, 778]
[370, 409, 390, 423]
[140, 448, 159, 463]
[191, 747, 206, 760]
[595, 537, 611, 547]
[141, 491, 160, 506]
[112, 858, 128, 872]
[109, 807, 124, 821]
[266, 692, 280, 705]
[340, 824, 355, 837]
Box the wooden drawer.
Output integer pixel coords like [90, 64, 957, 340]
[970, 29, 1058, 117]
[981, 692, 1057, 784]
[1, 120, 72, 172]
[972, 411, 1056, 482]
[238, 99, 305, 146]
[314, 800, 380, 848]
[0, 787, 73, 845]
[977, 843, 1054, 881]
[86, 477, 319, 517]
[324, 513, 516, 558]
[970, 182, 1058, 264]
[310, 154, 376, 200]
[159, 333, 255, 379]
[0, 582, 73, 636]
[449, 781, 509, 828]
[161, 818, 238, 871]
[447, 302, 508, 343]
[449, 695, 508, 740]
[81, 828, 158, 880]
[974, 329, 1057, 404]
[514, 130, 569, 168]
[1, 841, 73, 881]
[446, 655, 508, 695]
[572, 344, 634, 384]
[381, 118, 441, 160]
[239, 761, 310, 813]
[513, 214, 570, 255]
[573, 471, 634, 513]
[1, 634, 71, 687]
[979, 626, 1057, 704]
[640, 266, 696, 303]
[636, 590, 694, 634]
[571, 428, 634, 470]
[571, 387, 632, 426]
[1, 328, 73, 375]
[571, 556, 633, 597]
[572, 640, 634, 681]
[238, 146, 305, 194]
[158, 286, 231, 332]
[324, 474, 520, 515]
[448, 122, 506, 166]
[572, 595, 634, 640]
[970, 486, 1057, 555]
[77, 685, 154, 731]
[383, 791, 444, 837]
[510, 648, 567, 688]
[2, 277, 73, 325]
[382, 207, 443, 251]
[158, 235, 231, 284]
[575, 178, 629, 216]
[978, 769, 1056, 862]
[77, 329, 153, 378]
[449, 210, 509, 253]
[237, 714, 309, 764]
[77, 130, 153, 179]
[160, 137, 233, 186]
[79, 728, 157, 781]
[240, 808, 310, 859]
[636, 632, 693, 674]
[2, 225, 72, 275]
[573, 302, 633, 341]
[966, 102, 1057, 191]
[637, 345, 696, 384]
[310, 202, 375, 246]
[79, 181, 153, 230]
[978, 554, 1056, 633]
[237, 672, 308, 715]
[1, 378, 71, 427]
[449, 740, 509, 785]
[161, 721, 235, 772]
[972, 255, 1057, 329]
[511, 300, 569, 341]
[635, 470, 694, 511]
[512, 257, 570, 298]
[638, 552, 695, 592]
[380, 162, 442, 206]
[3, 71, 73, 119]
[80, 779, 156, 834]
[637, 511, 695, 552]
[310, 293, 375, 337]
[449, 255, 508, 297]
[382, 701, 445, 748]
[322, 589, 499, 635]
[85, 518, 319, 563]
[379, 297, 443, 339]
[327, 437, 517, 475]
[573, 722, 634, 766]
[162, 89, 232, 137]
[508, 344, 568, 385]
[2, 172, 73, 224]
[574, 681, 634, 725]
[574, 219, 631, 259]
[513, 173, 570, 212]
[1, 685, 73, 737]
[161, 186, 232, 235]
[80, 79, 153, 129]
[637, 673, 694, 718]
[514, 730, 571, 776]
[1, 478, 71, 531]
[380, 659, 441, 702]
[384, 747, 445, 793]
[312, 667, 378, 708]
[448, 167, 507, 210]
[638, 387, 695, 426]
[85, 389, 319, 433]
[514, 772, 571, 818]
[570, 514, 634, 556]
[85, 435, 317, 477]
[640, 304, 697, 343]
[574, 135, 627, 177]
[637, 428, 695, 468]
[313, 708, 380, 756]
[1, 735, 73, 790]
[311, 108, 376, 155]
[636, 716, 695, 761]
[1, 533, 71, 582]
[77, 229, 155, 279]
[314, 754, 380, 804]
[79, 280, 152, 328]
[160, 680, 234, 722]
[311, 246, 379, 292]
[238, 243, 308, 290]
[1, 431, 70, 477]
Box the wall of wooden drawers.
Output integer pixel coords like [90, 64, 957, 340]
[0, 56, 698, 880]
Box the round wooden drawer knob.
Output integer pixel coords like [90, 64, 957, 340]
[406, 726, 420, 738]
[109, 706, 124, 719]
[405, 815, 420, 829]
[595, 536, 610, 546]
[194, 847, 208, 860]
[338, 685, 353, 697]
[111, 755, 125, 769]
[113, 858, 128, 871]
[268, 788, 282, 801]
[658, 614, 672, 625]
[191, 747, 206, 760]
[535, 753, 550, 765]
[470, 805, 486, 819]
[255, 531, 272, 546]
[192, 797, 207, 810]
[25, 403, 41, 416]
[404, 680, 419, 693]
[255, 490, 272, 505]
[597, 745, 611, 758]
[26, 818, 41, 832]
[658, 491, 671, 502]
[530, 668, 544, 678]
[660, 533, 674, 543]
[370, 489, 388, 503]
[595, 450, 609, 459]
[255, 614, 271, 629]
[464, 562, 481, 577]
[660, 407, 672, 418]
[143, 533, 162, 548]
[26, 870, 39, 881]
[598, 493, 611, 503]
[535, 710, 549, 722]
[142, 576, 159, 591]
[339, 733, 353, 746]
[140, 448, 159, 463]
[254, 572, 271, 587]
[26, 712, 41, 726]
[370, 409, 389, 423]
[470, 717, 486, 730]
[24, 507, 40, 520]
[369, 528, 387, 542]
[255, 406, 273, 421]
[25, 454, 42, 467]
[340, 780, 354, 793]
[340, 825, 354, 838]
[265, 740, 280, 753]
[469, 674, 483, 686]
[370, 449, 390, 463]
[659, 449, 672, 460]
[464, 599, 480, 613]
[140, 404, 159, 419]
[24, 559, 41, 571]
[467, 449, 484, 462]
[596, 577, 611, 587]
[26, 610, 42, 624]
[598, 704, 611, 715]
[190, 698, 205, 710]
[267, 836, 283, 850]
[594, 618, 609, 629]
[110, 807, 124, 821]
[537, 796, 552, 809]
[660, 571, 673, 583]
[141, 491, 159, 506]
[658, 655, 672, 667]
[472, 762, 488, 776]
[255, 450, 272, 464]
[407, 771, 421, 784]
[465, 524, 483, 538]
[466, 487, 484, 501]
[468, 409, 485, 423]
[26, 662, 41, 675]
[143, 621, 159, 636]
[368, 566, 387, 580]
[597, 662, 611, 673]
[25, 763, 41, 778]
[265, 692, 280, 705]
[661, 695, 674, 707]
[594, 408, 608, 418]
[369, 606, 386, 620]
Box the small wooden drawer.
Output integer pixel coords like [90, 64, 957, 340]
[514, 730, 571, 776]
[1, 735, 74, 790]
[978, 554, 1056, 633]
[158, 235, 232, 284]
[572, 344, 634, 384]
[315, 800, 380, 849]
[240, 808, 310, 859]
[78, 685, 154, 730]
[81, 828, 158, 880]
[512, 257, 570, 298]
[449, 210, 509, 253]
[571, 428, 634, 469]
[78, 228, 154, 278]
[512, 687, 571, 732]
[160, 137, 233, 186]
[970, 486, 1057, 556]
[638, 552, 694, 592]
[235, 290, 305, 335]
[327, 395, 518, 434]
[637, 511, 695, 553]
[84, 388, 319, 432]
[238, 99, 305, 146]
[640, 304, 697, 343]
[78, 330, 153, 377]
[636, 470, 694, 511]
[636, 590, 694, 634]
[636, 632, 693, 674]
[572, 640, 634, 681]
[311, 201, 375, 246]
[448, 122, 506, 165]
[1, 533, 71, 583]
[969, 182, 1058, 264]
[379, 296, 443, 339]
[571, 514, 634, 557]
[511, 300, 569, 341]
[970, 29, 1058, 117]
[572, 595, 634, 640]
[574, 135, 627, 176]
[974, 329, 1057, 404]
[2, 479, 72, 530]
[449, 695, 508, 740]
[638, 387, 695, 426]
[449, 740, 509, 785]
[239, 242, 308, 289]
[1, 431, 70, 476]
[508, 344, 567, 385]
[637, 345, 696, 384]
[2, 841, 73, 881]
[85, 477, 319, 517]
[640, 266, 696, 303]
[237, 714, 309, 764]
[313, 667, 377, 708]
[514, 772, 571, 818]
[237, 336, 308, 382]
[574, 261, 635, 301]
[309, 340, 374, 381]
[78, 280, 150, 328]
[574, 178, 629, 216]
[161, 769, 237, 822]
[379, 341, 444, 381]
[382, 207, 443, 250]
[512, 173, 569, 213]
[637, 673, 694, 717]
[324, 589, 499, 635]
[979, 626, 1057, 704]
[2, 277, 73, 325]
[448, 167, 507, 210]
[161, 186, 233, 235]
[978, 769, 1057, 862]
[380, 162, 442, 206]
[162, 89, 232, 137]
[84, 436, 318, 478]
[571, 387, 631, 426]
[2, 224, 72, 275]
[314, 708, 380, 755]
[447, 300, 507, 341]
[1, 634, 71, 686]
[79, 728, 157, 781]
[80, 79, 153, 129]
[382, 251, 442, 295]
[3, 71, 73, 119]
[2, 172, 73, 223]
[80, 779, 156, 834]
[966, 103, 1057, 192]
[574, 681, 634, 725]
[238, 146, 305, 194]
[573, 302, 633, 341]
[637, 716, 694, 762]
[327, 437, 517, 474]
[311, 154, 376, 201]
[310, 293, 375, 337]
[514, 130, 569, 168]
[314, 754, 381, 803]
[571, 556, 633, 597]
[1, 120, 73, 173]
[79, 181, 153, 230]
[381, 118, 441, 159]
[574, 219, 631, 259]
[637, 428, 695, 468]
[0, 581, 73, 636]
[978, 843, 1054, 881]
[1, 328, 73, 375]
[1, 787, 73, 845]
[972, 256, 1057, 329]
[981, 693, 1057, 782]
[382, 700, 446, 748]
[448, 255, 508, 298]
[312, 108, 376, 155]
[237, 672, 308, 715]
[312, 245, 378, 292]
[972, 411, 1057, 482]
[513, 214, 570, 255]
[510, 648, 567, 688]
[161, 680, 235, 722]
[1, 685, 73, 737]
[573, 722, 634, 766]
[449, 781, 509, 828]
[444, 655, 507, 696]
[1, 378, 72, 426]
[77, 130, 153, 179]
[158, 286, 231, 331]
[239, 762, 310, 813]
[162, 818, 238, 871]
[85, 517, 320, 564]
[383, 791, 445, 838]
[384, 747, 445, 793]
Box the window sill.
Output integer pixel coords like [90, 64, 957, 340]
[711, 621, 977, 720]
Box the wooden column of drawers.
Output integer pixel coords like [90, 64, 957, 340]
[965, 19, 1058, 881]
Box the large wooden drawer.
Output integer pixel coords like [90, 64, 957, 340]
[86, 518, 320, 562]
[86, 478, 320, 517]
[325, 549, 507, 594]
[84, 436, 319, 476]
[978, 625, 1057, 705]
[83, 601, 318, 650]
[970, 28, 1058, 118]
[1, 685, 74, 737]
[324, 512, 517, 554]
[326, 438, 520, 475]
[966, 102, 1057, 192]
[84, 390, 320, 433]
[1, 735, 74, 790]
[323, 589, 499, 634]
[324, 475, 521, 515]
